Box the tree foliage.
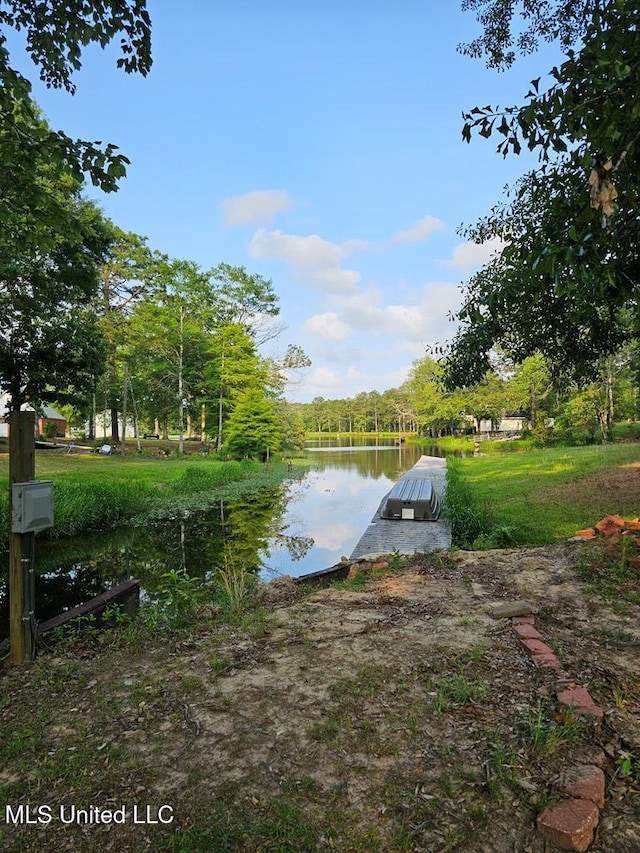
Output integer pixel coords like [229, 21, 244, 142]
[446, 0, 640, 388]
[460, 0, 593, 69]
[0, 0, 152, 201]
[224, 388, 283, 459]
[0, 166, 110, 410]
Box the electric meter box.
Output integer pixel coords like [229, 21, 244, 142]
[11, 480, 54, 534]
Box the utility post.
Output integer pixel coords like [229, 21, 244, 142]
[9, 410, 36, 664]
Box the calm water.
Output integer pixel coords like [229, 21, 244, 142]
[260, 441, 426, 578]
[0, 440, 440, 633]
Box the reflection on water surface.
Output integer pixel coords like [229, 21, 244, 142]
[0, 441, 438, 633]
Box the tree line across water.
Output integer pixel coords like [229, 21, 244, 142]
[290, 349, 640, 445]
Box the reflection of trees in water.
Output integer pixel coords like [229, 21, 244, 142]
[266, 527, 314, 562]
[148, 487, 294, 579]
[0, 529, 147, 637]
[310, 445, 424, 480]
[0, 484, 308, 631]
[2, 447, 434, 629]
[216, 487, 312, 570]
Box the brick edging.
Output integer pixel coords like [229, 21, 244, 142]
[510, 613, 606, 851]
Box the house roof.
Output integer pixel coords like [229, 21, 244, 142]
[0, 393, 66, 421]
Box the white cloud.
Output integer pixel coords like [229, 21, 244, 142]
[310, 521, 359, 550]
[304, 312, 352, 341]
[289, 361, 412, 403]
[332, 283, 459, 343]
[341, 238, 378, 254]
[438, 236, 506, 272]
[249, 229, 361, 294]
[220, 190, 294, 226]
[392, 215, 447, 244]
[301, 366, 346, 396]
[250, 229, 341, 266]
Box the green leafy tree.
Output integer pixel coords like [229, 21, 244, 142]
[95, 225, 165, 440]
[206, 324, 267, 450]
[0, 0, 152, 209]
[224, 388, 283, 460]
[561, 383, 610, 443]
[458, 371, 506, 432]
[0, 125, 110, 412]
[275, 401, 307, 453]
[209, 263, 280, 344]
[447, 1, 640, 387]
[125, 259, 212, 446]
[504, 354, 555, 427]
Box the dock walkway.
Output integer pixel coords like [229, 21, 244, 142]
[349, 455, 451, 559]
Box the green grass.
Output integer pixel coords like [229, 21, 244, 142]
[445, 443, 640, 547]
[575, 541, 640, 606]
[0, 453, 297, 542]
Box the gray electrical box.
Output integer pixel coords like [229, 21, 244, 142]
[11, 480, 54, 534]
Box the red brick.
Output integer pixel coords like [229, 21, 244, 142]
[537, 798, 599, 851]
[513, 623, 544, 640]
[531, 652, 561, 670]
[574, 527, 597, 539]
[520, 638, 556, 656]
[557, 765, 606, 808]
[512, 614, 535, 625]
[557, 687, 604, 720]
[594, 514, 625, 537]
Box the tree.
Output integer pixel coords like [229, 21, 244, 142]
[0, 150, 110, 412]
[209, 263, 281, 344]
[0, 0, 152, 207]
[94, 225, 165, 440]
[125, 259, 213, 446]
[276, 400, 307, 453]
[460, 1, 594, 70]
[206, 324, 267, 451]
[447, 1, 640, 387]
[224, 388, 283, 460]
[561, 382, 610, 443]
[459, 371, 505, 432]
[504, 354, 554, 427]
[263, 343, 311, 400]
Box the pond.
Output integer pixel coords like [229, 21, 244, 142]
[0, 440, 444, 635]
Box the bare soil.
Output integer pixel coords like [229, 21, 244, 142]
[2, 538, 640, 852]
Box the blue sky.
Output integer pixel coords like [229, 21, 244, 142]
[14, 2, 562, 402]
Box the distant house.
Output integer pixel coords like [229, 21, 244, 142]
[0, 394, 67, 439]
[37, 406, 67, 438]
[478, 413, 526, 434]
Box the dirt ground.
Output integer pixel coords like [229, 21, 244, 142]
[2, 539, 640, 852]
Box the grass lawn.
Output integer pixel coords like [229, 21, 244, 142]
[447, 442, 640, 546]
[0, 451, 294, 540]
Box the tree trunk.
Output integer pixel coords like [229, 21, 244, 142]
[178, 304, 185, 455]
[120, 364, 128, 455]
[111, 404, 120, 442]
[200, 403, 207, 445]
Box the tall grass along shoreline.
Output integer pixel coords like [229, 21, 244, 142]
[0, 455, 300, 546]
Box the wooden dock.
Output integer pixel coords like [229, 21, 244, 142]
[349, 455, 451, 559]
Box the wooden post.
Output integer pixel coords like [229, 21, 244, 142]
[9, 410, 36, 664]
